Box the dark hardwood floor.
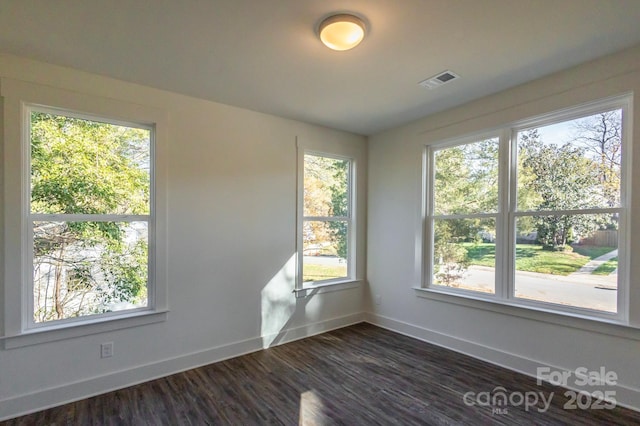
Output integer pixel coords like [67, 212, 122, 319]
[4, 323, 640, 425]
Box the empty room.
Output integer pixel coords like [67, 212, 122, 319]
[2, 1, 640, 424]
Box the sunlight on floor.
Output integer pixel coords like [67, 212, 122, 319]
[299, 390, 328, 425]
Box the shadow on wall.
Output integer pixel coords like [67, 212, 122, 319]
[260, 254, 322, 348]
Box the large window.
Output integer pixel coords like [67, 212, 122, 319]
[28, 107, 153, 327]
[298, 153, 353, 286]
[425, 96, 630, 320]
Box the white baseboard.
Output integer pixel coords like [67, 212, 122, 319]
[0, 312, 365, 421]
[5, 311, 636, 421]
[364, 312, 640, 412]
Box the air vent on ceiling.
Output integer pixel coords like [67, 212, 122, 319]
[418, 70, 460, 90]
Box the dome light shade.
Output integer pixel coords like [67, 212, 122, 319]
[319, 14, 366, 51]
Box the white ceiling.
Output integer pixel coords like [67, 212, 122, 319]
[1, 0, 640, 135]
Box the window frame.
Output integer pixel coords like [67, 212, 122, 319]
[295, 145, 357, 295]
[25, 105, 156, 330]
[422, 94, 632, 324]
[426, 132, 503, 296]
[2, 78, 168, 349]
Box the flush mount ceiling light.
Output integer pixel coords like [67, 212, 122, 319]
[318, 14, 366, 51]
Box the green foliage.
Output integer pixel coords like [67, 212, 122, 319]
[432, 139, 498, 281]
[31, 112, 150, 322]
[101, 237, 148, 303]
[434, 243, 469, 286]
[572, 111, 622, 208]
[433, 221, 470, 286]
[31, 112, 149, 215]
[434, 138, 499, 215]
[431, 111, 622, 285]
[303, 154, 349, 264]
[328, 159, 349, 259]
[519, 130, 608, 250]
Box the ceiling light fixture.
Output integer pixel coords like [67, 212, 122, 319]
[318, 14, 366, 51]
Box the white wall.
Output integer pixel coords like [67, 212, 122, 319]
[367, 45, 640, 409]
[0, 54, 366, 420]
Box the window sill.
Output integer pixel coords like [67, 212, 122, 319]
[2, 309, 169, 349]
[413, 287, 640, 341]
[294, 280, 362, 298]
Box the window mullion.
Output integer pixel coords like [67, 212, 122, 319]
[25, 219, 35, 330]
[507, 127, 519, 302]
[496, 128, 512, 300]
[424, 146, 435, 288]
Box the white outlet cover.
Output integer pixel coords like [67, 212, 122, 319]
[100, 342, 114, 358]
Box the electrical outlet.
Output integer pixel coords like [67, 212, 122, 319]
[100, 342, 114, 358]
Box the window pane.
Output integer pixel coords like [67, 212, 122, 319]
[33, 221, 148, 323]
[303, 220, 348, 282]
[434, 138, 499, 215]
[304, 154, 349, 217]
[30, 112, 151, 215]
[514, 215, 617, 313]
[432, 218, 495, 294]
[516, 110, 622, 211]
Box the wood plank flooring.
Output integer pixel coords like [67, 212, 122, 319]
[3, 323, 640, 425]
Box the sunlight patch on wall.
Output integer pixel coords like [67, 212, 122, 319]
[260, 254, 296, 348]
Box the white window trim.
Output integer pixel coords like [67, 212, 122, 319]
[1, 78, 169, 349]
[295, 139, 360, 297]
[420, 94, 632, 326]
[25, 105, 156, 330]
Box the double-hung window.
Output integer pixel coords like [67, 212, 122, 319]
[298, 152, 354, 287]
[2, 78, 167, 347]
[425, 95, 630, 321]
[28, 107, 154, 327]
[429, 134, 501, 294]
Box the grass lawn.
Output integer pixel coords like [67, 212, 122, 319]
[462, 243, 616, 276]
[303, 264, 347, 282]
[571, 245, 616, 259]
[593, 257, 618, 275]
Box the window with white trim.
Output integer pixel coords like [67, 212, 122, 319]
[27, 106, 154, 327]
[298, 152, 354, 286]
[425, 96, 630, 320]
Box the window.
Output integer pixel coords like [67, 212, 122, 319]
[27, 107, 154, 327]
[425, 96, 630, 320]
[298, 152, 354, 287]
[431, 136, 500, 294]
[1, 78, 167, 347]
